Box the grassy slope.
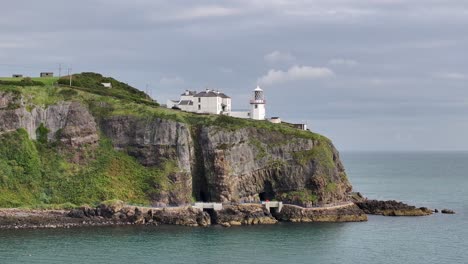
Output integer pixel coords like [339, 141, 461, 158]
[0, 77, 334, 208]
[0, 77, 59, 86]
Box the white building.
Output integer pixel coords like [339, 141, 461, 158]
[101, 82, 112, 88]
[167, 89, 231, 115]
[167, 86, 267, 120]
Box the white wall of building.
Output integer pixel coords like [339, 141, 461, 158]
[166, 99, 178, 108]
[178, 103, 194, 112]
[196, 96, 220, 114]
[229, 111, 250, 118]
[222, 97, 231, 113]
[251, 103, 266, 120]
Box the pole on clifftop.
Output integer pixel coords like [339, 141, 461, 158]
[68, 68, 72, 86]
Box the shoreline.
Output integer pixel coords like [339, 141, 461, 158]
[1, 199, 440, 230]
[0, 202, 367, 230]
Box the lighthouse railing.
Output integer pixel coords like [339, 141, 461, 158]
[250, 99, 266, 104]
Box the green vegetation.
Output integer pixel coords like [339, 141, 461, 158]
[292, 141, 335, 170]
[267, 158, 286, 170]
[249, 138, 267, 160]
[279, 190, 318, 204]
[0, 129, 177, 208]
[0, 77, 58, 86]
[57, 72, 156, 106]
[326, 182, 337, 192]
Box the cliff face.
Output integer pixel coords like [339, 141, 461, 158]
[0, 92, 98, 147]
[99, 115, 352, 206]
[0, 92, 353, 207]
[101, 116, 194, 206]
[195, 126, 351, 204]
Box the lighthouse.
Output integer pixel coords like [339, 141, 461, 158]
[250, 85, 266, 120]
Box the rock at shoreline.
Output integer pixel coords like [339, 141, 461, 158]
[276, 203, 367, 222]
[214, 204, 277, 227]
[355, 200, 432, 216]
[441, 209, 455, 214]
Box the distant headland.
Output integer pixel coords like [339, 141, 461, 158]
[0, 72, 447, 229]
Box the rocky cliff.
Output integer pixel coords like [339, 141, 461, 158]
[100, 114, 352, 206]
[0, 89, 353, 208]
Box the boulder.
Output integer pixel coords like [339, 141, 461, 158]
[441, 209, 455, 214]
[67, 209, 85, 218]
[355, 200, 432, 216]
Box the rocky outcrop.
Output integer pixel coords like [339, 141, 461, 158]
[99, 116, 353, 207]
[67, 201, 211, 227]
[441, 209, 455, 214]
[214, 204, 277, 227]
[195, 127, 351, 205]
[0, 93, 98, 148]
[355, 200, 433, 216]
[276, 203, 368, 222]
[100, 116, 194, 206]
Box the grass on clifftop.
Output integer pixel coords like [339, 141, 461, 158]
[0, 76, 59, 86]
[0, 76, 328, 143]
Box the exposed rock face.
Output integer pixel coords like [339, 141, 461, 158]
[355, 200, 433, 216]
[100, 116, 194, 206]
[68, 201, 211, 227]
[196, 127, 351, 205]
[214, 204, 278, 227]
[99, 116, 353, 206]
[0, 93, 98, 148]
[276, 203, 368, 222]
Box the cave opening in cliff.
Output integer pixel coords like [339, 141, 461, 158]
[203, 208, 217, 224]
[259, 181, 275, 201]
[199, 191, 208, 202]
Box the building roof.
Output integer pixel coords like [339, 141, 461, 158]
[218, 92, 230, 98]
[254, 85, 263, 91]
[178, 100, 193, 106]
[181, 90, 197, 96]
[194, 89, 231, 98]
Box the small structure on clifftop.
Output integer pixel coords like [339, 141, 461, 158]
[40, 72, 54, 77]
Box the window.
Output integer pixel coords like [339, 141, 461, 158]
[255, 104, 258, 109]
[198, 105, 201, 110]
[198, 98, 201, 103]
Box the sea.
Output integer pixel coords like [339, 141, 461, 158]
[0, 151, 467, 264]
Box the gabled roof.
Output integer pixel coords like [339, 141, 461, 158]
[181, 90, 197, 96]
[178, 100, 193, 106]
[218, 93, 230, 99]
[194, 90, 231, 98]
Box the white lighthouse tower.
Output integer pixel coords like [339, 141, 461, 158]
[250, 85, 266, 120]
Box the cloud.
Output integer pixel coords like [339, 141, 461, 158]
[328, 58, 358, 66]
[172, 6, 239, 20]
[258, 65, 334, 85]
[264, 51, 296, 64]
[433, 72, 467, 80]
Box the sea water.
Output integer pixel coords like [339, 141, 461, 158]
[0, 152, 466, 264]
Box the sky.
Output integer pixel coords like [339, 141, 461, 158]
[1, 0, 467, 151]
